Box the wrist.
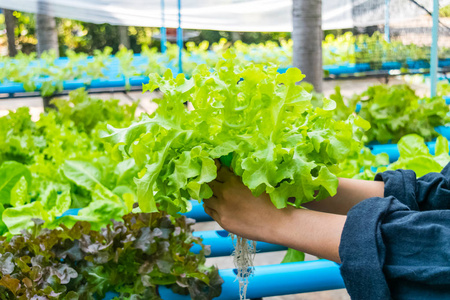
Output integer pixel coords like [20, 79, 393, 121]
[263, 208, 346, 263]
[263, 206, 299, 246]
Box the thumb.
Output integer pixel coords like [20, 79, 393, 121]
[216, 163, 234, 183]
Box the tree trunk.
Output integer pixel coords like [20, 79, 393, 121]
[36, 12, 59, 57]
[119, 26, 130, 49]
[231, 32, 241, 42]
[4, 9, 17, 57]
[292, 0, 323, 92]
[43, 95, 56, 110]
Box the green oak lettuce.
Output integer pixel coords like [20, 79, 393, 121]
[103, 52, 369, 213]
[387, 134, 450, 177]
[350, 84, 450, 144]
[0, 90, 140, 235]
[338, 147, 389, 180]
[339, 134, 450, 180]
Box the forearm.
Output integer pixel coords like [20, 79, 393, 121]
[302, 178, 385, 215]
[204, 169, 363, 263]
[264, 207, 346, 263]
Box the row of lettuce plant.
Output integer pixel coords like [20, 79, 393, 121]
[2, 31, 450, 97]
[322, 32, 450, 68]
[0, 89, 222, 299]
[339, 134, 450, 181]
[304, 82, 450, 144]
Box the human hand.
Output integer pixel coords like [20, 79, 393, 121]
[203, 163, 347, 263]
[203, 164, 293, 244]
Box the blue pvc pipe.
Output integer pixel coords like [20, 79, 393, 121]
[104, 260, 344, 299]
[161, 27, 167, 54]
[160, 0, 167, 54]
[369, 136, 450, 163]
[129, 76, 149, 86]
[369, 143, 400, 163]
[102, 291, 119, 300]
[181, 200, 213, 222]
[158, 260, 345, 299]
[89, 78, 126, 88]
[58, 208, 82, 218]
[0, 82, 25, 93]
[177, 0, 183, 74]
[434, 125, 450, 140]
[439, 59, 450, 67]
[60, 200, 212, 223]
[0, 77, 151, 94]
[354, 63, 371, 72]
[277, 67, 289, 74]
[191, 230, 287, 257]
[382, 61, 402, 70]
[385, 0, 390, 42]
[63, 80, 86, 90]
[430, 0, 439, 97]
[427, 141, 436, 155]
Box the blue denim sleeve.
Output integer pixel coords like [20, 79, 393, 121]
[374, 163, 450, 211]
[339, 163, 450, 299]
[339, 196, 450, 299]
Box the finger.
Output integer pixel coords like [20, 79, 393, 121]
[208, 180, 224, 198]
[203, 206, 220, 222]
[214, 159, 225, 183]
[215, 159, 222, 171]
[203, 196, 219, 210]
[216, 165, 234, 183]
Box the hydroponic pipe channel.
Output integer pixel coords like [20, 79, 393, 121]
[443, 96, 450, 105]
[191, 230, 286, 257]
[181, 200, 213, 221]
[59, 201, 211, 226]
[158, 260, 345, 299]
[59, 200, 212, 222]
[369, 136, 450, 163]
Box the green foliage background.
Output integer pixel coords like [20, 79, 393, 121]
[0, 10, 290, 56]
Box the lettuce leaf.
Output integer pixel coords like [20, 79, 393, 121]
[387, 134, 450, 177]
[0, 161, 32, 205]
[350, 85, 450, 144]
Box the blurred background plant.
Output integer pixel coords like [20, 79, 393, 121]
[0, 9, 291, 57]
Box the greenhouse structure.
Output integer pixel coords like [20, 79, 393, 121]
[0, 0, 449, 299]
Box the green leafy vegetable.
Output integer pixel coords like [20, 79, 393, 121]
[338, 147, 389, 180]
[350, 84, 450, 144]
[339, 134, 450, 180]
[0, 213, 222, 299]
[387, 134, 450, 177]
[104, 52, 366, 214]
[0, 89, 140, 235]
[281, 249, 305, 264]
[0, 162, 32, 205]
